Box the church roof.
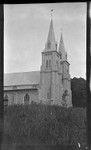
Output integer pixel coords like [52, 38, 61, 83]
[4, 71, 40, 86]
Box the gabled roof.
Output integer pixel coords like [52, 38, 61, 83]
[4, 71, 40, 86]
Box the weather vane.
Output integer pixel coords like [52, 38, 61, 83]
[60, 28, 63, 33]
[51, 9, 53, 19]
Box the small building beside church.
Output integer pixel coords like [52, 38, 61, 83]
[4, 18, 72, 107]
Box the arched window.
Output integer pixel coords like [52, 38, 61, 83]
[4, 94, 8, 106]
[24, 93, 29, 105]
[46, 60, 48, 68]
[49, 59, 51, 68]
[47, 87, 51, 99]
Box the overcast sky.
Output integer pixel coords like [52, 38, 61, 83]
[4, 3, 86, 79]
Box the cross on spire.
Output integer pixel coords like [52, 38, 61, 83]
[44, 10, 57, 51]
[51, 9, 53, 19]
[60, 28, 63, 33]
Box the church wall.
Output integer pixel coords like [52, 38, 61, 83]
[4, 91, 14, 105]
[52, 52, 60, 71]
[39, 71, 51, 102]
[66, 90, 72, 107]
[4, 89, 39, 105]
[60, 60, 72, 107]
[41, 52, 52, 71]
[51, 72, 59, 104]
[40, 50, 66, 105]
[50, 52, 62, 105]
[58, 73, 63, 105]
[68, 78, 72, 107]
[59, 61, 63, 74]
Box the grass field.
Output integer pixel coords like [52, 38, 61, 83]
[2, 103, 87, 150]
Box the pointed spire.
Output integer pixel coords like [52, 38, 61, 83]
[58, 32, 67, 60]
[47, 19, 56, 45]
[59, 32, 65, 52]
[44, 11, 57, 51]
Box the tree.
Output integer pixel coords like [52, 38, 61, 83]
[71, 77, 86, 107]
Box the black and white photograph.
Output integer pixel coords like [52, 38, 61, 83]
[2, 2, 88, 150]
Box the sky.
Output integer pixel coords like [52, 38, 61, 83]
[4, 3, 86, 79]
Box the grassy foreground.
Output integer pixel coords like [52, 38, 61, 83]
[2, 103, 87, 149]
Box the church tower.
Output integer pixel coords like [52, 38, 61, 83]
[58, 33, 72, 107]
[39, 17, 72, 107]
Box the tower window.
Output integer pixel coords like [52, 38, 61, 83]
[4, 94, 8, 106]
[56, 43, 57, 50]
[24, 93, 29, 105]
[46, 60, 48, 68]
[56, 61, 59, 69]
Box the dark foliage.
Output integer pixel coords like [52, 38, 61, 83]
[3, 103, 87, 149]
[71, 77, 86, 107]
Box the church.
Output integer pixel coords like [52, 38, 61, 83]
[4, 18, 72, 107]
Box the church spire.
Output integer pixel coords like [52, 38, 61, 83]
[59, 32, 65, 52]
[58, 32, 67, 60]
[45, 10, 57, 51]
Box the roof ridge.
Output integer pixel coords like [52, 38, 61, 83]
[4, 70, 40, 75]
